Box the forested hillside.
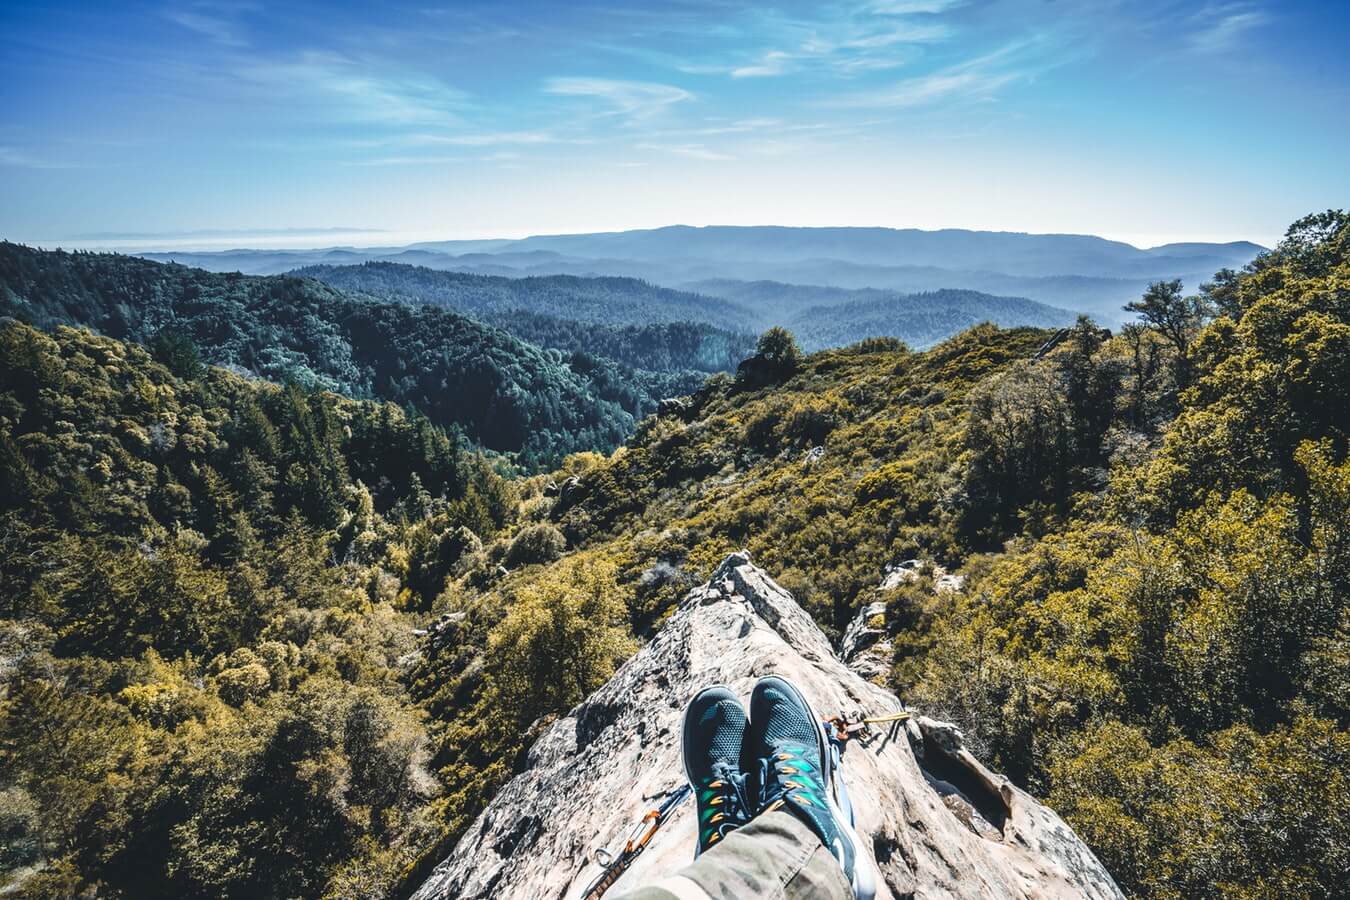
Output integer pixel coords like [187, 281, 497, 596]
[458, 313, 752, 375]
[301, 260, 1076, 352]
[0, 243, 665, 467]
[291, 261, 760, 420]
[294, 262, 756, 330]
[0, 321, 517, 898]
[1, 212, 1344, 900]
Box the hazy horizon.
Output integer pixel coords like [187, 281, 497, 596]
[14, 222, 1276, 256]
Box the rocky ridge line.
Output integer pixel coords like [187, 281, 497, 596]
[411, 552, 1123, 900]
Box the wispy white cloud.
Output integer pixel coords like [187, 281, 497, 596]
[830, 38, 1055, 108]
[0, 146, 92, 169]
[689, 117, 785, 135]
[336, 131, 594, 172]
[368, 131, 564, 148]
[544, 77, 693, 120]
[805, 21, 951, 53]
[1190, 5, 1270, 54]
[342, 138, 553, 165]
[833, 53, 915, 73]
[636, 142, 734, 161]
[732, 51, 795, 79]
[878, 69, 1017, 106]
[343, 155, 465, 167]
[696, 5, 953, 81]
[164, 2, 256, 47]
[867, 0, 966, 14]
[235, 51, 468, 126]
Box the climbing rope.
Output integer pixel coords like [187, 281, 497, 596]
[582, 784, 691, 900]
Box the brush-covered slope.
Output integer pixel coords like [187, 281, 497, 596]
[0, 318, 521, 899]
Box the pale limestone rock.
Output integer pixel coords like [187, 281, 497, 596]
[411, 553, 1122, 900]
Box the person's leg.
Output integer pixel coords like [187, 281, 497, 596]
[614, 808, 851, 900]
[619, 674, 868, 900]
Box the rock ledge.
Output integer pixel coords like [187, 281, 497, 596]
[411, 553, 1122, 900]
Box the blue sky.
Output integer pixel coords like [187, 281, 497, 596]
[1, 0, 1347, 248]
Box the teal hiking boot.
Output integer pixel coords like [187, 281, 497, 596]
[681, 685, 753, 855]
[744, 675, 877, 900]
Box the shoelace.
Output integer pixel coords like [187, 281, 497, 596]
[755, 749, 824, 813]
[702, 761, 751, 844]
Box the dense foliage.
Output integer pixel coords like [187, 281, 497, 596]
[916, 210, 1350, 897]
[471, 312, 754, 375]
[1, 212, 1343, 899]
[0, 320, 526, 897]
[0, 243, 647, 467]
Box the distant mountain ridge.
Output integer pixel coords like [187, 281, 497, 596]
[408, 224, 1264, 278]
[794, 288, 1077, 350]
[293, 261, 756, 330]
[297, 261, 1079, 352]
[129, 225, 1263, 323]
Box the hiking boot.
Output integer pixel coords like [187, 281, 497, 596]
[682, 685, 753, 855]
[743, 675, 877, 900]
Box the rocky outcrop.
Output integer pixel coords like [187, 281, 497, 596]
[842, 561, 965, 682]
[879, 560, 965, 594]
[840, 601, 889, 682]
[657, 397, 692, 419]
[411, 553, 1122, 900]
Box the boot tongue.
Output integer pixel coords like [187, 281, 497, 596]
[755, 754, 791, 808]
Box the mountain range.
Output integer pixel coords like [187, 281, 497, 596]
[0, 242, 1075, 467]
[135, 225, 1265, 322]
[296, 261, 1077, 351]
